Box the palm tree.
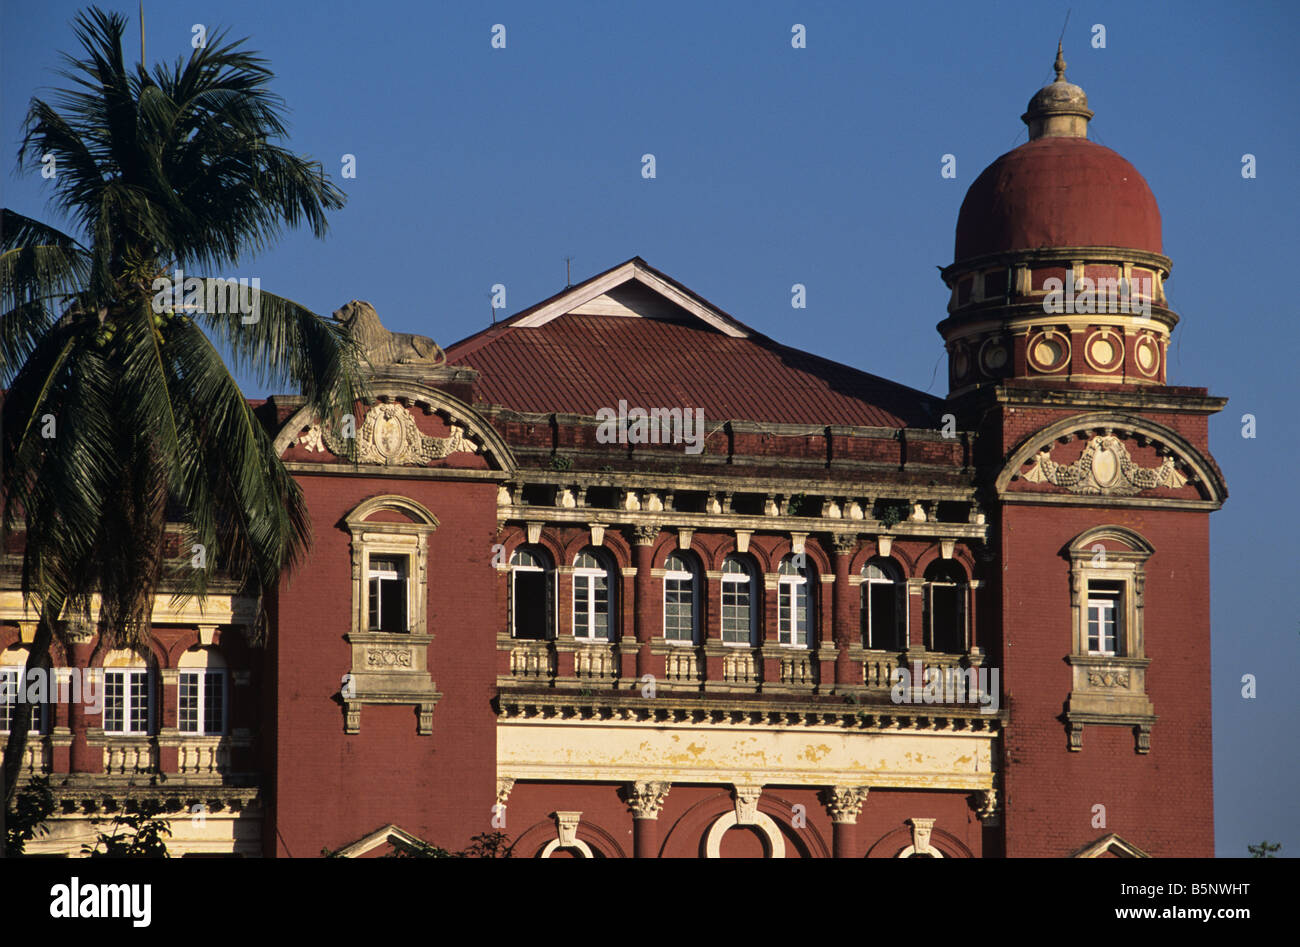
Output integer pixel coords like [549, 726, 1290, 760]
[1, 7, 365, 850]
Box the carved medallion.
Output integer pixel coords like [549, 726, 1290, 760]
[1021, 435, 1187, 496]
[299, 402, 481, 466]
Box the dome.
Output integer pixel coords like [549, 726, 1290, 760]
[953, 43, 1162, 261]
[954, 137, 1163, 260]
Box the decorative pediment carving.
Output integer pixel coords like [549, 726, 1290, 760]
[1022, 434, 1187, 496]
[301, 402, 480, 466]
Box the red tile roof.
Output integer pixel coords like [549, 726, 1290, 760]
[444, 259, 942, 429]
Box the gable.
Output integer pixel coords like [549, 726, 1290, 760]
[503, 258, 751, 338]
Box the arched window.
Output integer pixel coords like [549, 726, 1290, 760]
[663, 552, 700, 644]
[573, 549, 616, 641]
[102, 649, 154, 735]
[511, 547, 555, 640]
[862, 558, 906, 651]
[777, 555, 814, 648]
[923, 562, 967, 654]
[721, 556, 757, 646]
[178, 649, 228, 736]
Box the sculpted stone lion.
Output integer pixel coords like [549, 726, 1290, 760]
[333, 300, 446, 368]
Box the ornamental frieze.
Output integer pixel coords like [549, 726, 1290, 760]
[299, 402, 480, 466]
[1087, 669, 1131, 688]
[1021, 434, 1187, 496]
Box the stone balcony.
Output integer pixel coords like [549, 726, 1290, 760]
[497, 635, 992, 711]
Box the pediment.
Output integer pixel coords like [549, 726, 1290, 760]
[998, 413, 1225, 508]
[508, 258, 752, 338]
[332, 823, 437, 858]
[1071, 833, 1151, 858]
[272, 384, 516, 472]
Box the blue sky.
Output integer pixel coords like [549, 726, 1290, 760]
[3, 0, 1296, 857]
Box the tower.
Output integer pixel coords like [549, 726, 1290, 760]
[942, 47, 1228, 856]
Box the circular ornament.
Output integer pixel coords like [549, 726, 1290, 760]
[1084, 328, 1124, 373]
[1134, 334, 1161, 377]
[1027, 329, 1071, 372]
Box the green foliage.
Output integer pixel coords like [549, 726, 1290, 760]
[1248, 840, 1281, 858]
[81, 807, 172, 858]
[5, 776, 55, 856]
[786, 493, 806, 516]
[549, 453, 574, 472]
[877, 501, 907, 528]
[1, 5, 365, 667]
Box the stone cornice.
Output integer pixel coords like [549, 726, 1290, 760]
[495, 506, 989, 542]
[495, 689, 1006, 732]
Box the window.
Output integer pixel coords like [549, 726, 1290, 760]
[511, 547, 555, 640]
[1086, 581, 1124, 655]
[368, 555, 410, 633]
[721, 556, 757, 645]
[179, 670, 227, 735]
[103, 669, 152, 734]
[777, 555, 813, 647]
[573, 550, 614, 640]
[663, 553, 699, 643]
[1065, 526, 1156, 753]
[923, 562, 967, 654]
[862, 558, 906, 650]
[0, 665, 45, 734]
[342, 495, 442, 736]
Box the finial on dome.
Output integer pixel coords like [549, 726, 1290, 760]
[1021, 44, 1094, 140]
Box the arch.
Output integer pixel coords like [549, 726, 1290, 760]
[1067, 524, 1155, 557]
[913, 542, 976, 578]
[272, 382, 518, 473]
[92, 644, 162, 669]
[864, 824, 975, 859]
[704, 810, 786, 858]
[0, 645, 31, 667]
[996, 412, 1226, 505]
[540, 838, 594, 858]
[178, 647, 227, 669]
[343, 494, 439, 530]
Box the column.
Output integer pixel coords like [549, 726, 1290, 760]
[631, 525, 659, 679]
[65, 632, 96, 774]
[831, 534, 858, 687]
[824, 786, 869, 858]
[624, 780, 671, 858]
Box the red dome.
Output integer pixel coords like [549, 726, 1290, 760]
[954, 137, 1162, 261]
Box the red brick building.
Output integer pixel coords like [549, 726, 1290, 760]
[2, 50, 1225, 858]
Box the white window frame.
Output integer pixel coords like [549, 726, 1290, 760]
[367, 553, 410, 633]
[721, 557, 756, 646]
[178, 669, 228, 735]
[0, 666, 44, 734]
[103, 668, 152, 735]
[777, 556, 812, 648]
[1086, 582, 1123, 656]
[663, 553, 699, 644]
[572, 551, 613, 641]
